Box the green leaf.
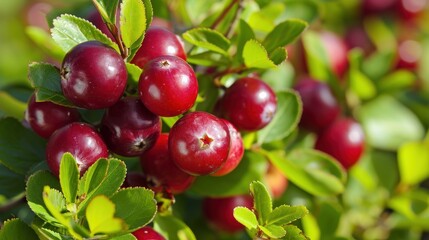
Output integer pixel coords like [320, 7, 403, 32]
[162, 116, 182, 129]
[280, 1, 319, 24]
[235, 19, 255, 63]
[283, 225, 309, 240]
[28, 62, 74, 107]
[263, 19, 308, 53]
[141, 0, 153, 31]
[267, 205, 308, 226]
[257, 90, 302, 144]
[357, 95, 425, 151]
[259, 224, 286, 239]
[51, 14, 119, 53]
[348, 49, 377, 100]
[233, 207, 258, 230]
[189, 151, 267, 197]
[398, 140, 429, 185]
[0, 219, 38, 240]
[25, 26, 65, 60]
[269, 47, 288, 65]
[110, 188, 157, 231]
[248, 2, 284, 33]
[250, 181, 272, 225]
[243, 39, 276, 69]
[120, 0, 146, 48]
[42, 186, 67, 225]
[302, 31, 333, 81]
[92, 0, 120, 24]
[125, 63, 142, 85]
[154, 214, 196, 240]
[0, 164, 25, 198]
[59, 153, 79, 203]
[266, 149, 346, 196]
[379, 70, 416, 93]
[77, 158, 126, 216]
[183, 28, 231, 55]
[127, 0, 153, 61]
[26, 171, 61, 224]
[316, 201, 342, 238]
[86, 195, 127, 235]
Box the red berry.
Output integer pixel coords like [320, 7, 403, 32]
[315, 118, 365, 170]
[140, 133, 195, 194]
[362, 0, 396, 14]
[138, 55, 198, 117]
[218, 77, 277, 131]
[169, 111, 231, 176]
[132, 226, 165, 240]
[122, 172, 148, 188]
[46, 122, 109, 177]
[61, 41, 127, 109]
[293, 77, 340, 133]
[100, 96, 161, 157]
[25, 94, 80, 138]
[131, 27, 186, 69]
[396, 0, 427, 20]
[210, 119, 244, 176]
[395, 39, 422, 70]
[319, 31, 349, 78]
[202, 195, 253, 233]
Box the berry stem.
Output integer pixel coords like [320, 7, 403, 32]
[210, 0, 240, 30]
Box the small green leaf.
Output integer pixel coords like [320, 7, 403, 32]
[267, 205, 308, 226]
[86, 195, 127, 235]
[120, 0, 146, 48]
[0, 219, 38, 240]
[269, 47, 288, 65]
[26, 171, 61, 224]
[0, 118, 46, 175]
[243, 40, 276, 69]
[189, 151, 266, 197]
[259, 224, 286, 239]
[28, 62, 74, 107]
[0, 164, 25, 199]
[183, 28, 231, 55]
[110, 188, 157, 231]
[125, 63, 143, 85]
[42, 186, 67, 225]
[398, 140, 429, 185]
[357, 95, 425, 150]
[233, 207, 258, 230]
[51, 14, 119, 53]
[92, 0, 120, 24]
[235, 19, 255, 63]
[154, 214, 196, 240]
[77, 158, 126, 216]
[162, 116, 182, 128]
[263, 19, 308, 53]
[59, 153, 79, 203]
[250, 181, 272, 225]
[379, 70, 416, 92]
[283, 225, 309, 240]
[141, 0, 153, 31]
[257, 90, 302, 144]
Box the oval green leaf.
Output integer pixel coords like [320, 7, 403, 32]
[243, 39, 276, 69]
[183, 27, 231, 56]
[120, 0, 146, 48]
[59, 153, 79, 204]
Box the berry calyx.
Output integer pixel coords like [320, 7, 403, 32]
[46, 122, 109, 177]
[315, 118, 365, 170]
[100, 96, 161, 157]
[217, 77, 277, 131]
[61, 41, 127, 109]
[138, 55, 198, 117]
[131, 26, 186, 69]
[140, 133, 195, 194]
[25, 94, 80, 138]
[168, 111, 231, 176]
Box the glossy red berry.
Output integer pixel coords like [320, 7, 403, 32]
[315, 118, 365, 170]
[218, 77, 277, 131]
[61, 41, 127, 109]
[210, 119, 244, 176]
[46, 122, 109, 177]
[169, 111, 231, 176]
[100, 96, 161, 157]
[25, 94, 80, 138]
[202, 195, 253, 233]
[293, 77, 341, 133]
[132, 226, 165, 240]
[319, 31, 349, 78]
[131, 27, 186, 69]
[138, 55, 198, 117]
[140, 133, 195, 194]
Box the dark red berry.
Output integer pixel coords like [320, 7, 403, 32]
[100, 96, 161, 157]
[202, 195, 253, 233]
[211, 119, 244, 176]
[132, 226, 165, 240]
[46, 122, 109, 177]
[138, 55, 198, 117]
[169, 111, 231, 176]
[131, 27, 186, 69]
[362, 0, 396, 14]
[315, 118, 365, 170]
[122, 172, 148, 188]
[218, 77, 277, 131]
[319, 31, 349, 78]
[140, 133, 195, 194]
[25, 94, 80, 138]
[61, 41, 127, 109]
[293, 77, 340, 133]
